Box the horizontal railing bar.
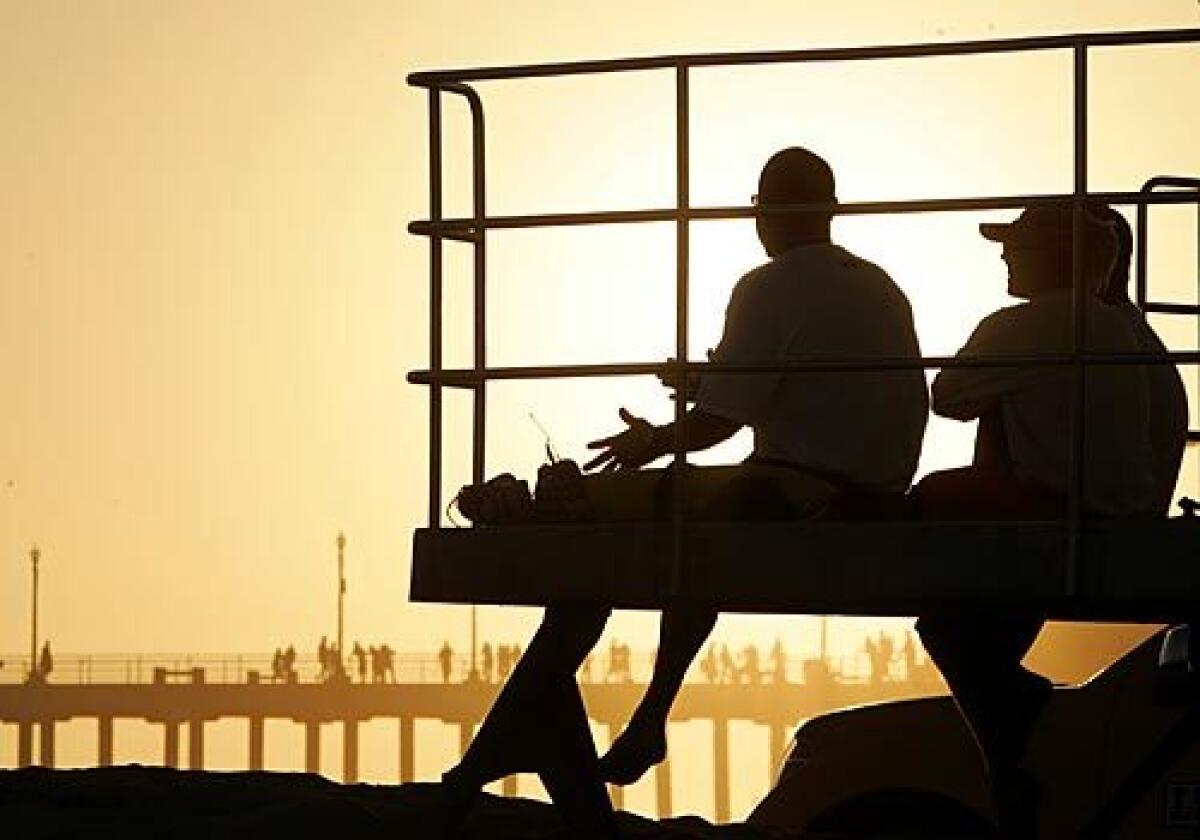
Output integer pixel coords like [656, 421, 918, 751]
[1145, 302, 1200, 316]
[407, 190, 1200, 237]
[1143, 176, 1200, 192]
[407, 27, 1200, 86]
[408, 351, 1200, 386]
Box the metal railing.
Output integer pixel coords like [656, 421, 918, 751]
[0, 652, 504, 686]
[0, 649, 919, 687]
[407, 28, 1200, 601]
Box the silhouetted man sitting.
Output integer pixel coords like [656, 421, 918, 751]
[1092, 204, 1187, 515]
[437, 147, 928, 836]
[913, 203, 1159, 838]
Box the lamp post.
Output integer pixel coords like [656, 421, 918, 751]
[469, 606, 479, 681]
[336, 532, 346, 679]
[29, 545, 39, 682]
[819, 615, 828, 666]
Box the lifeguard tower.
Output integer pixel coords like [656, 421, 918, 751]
[404, 24, 1200, 838]
[406, 27, 1200, 623]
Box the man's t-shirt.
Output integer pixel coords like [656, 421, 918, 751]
[932, 288, 1155, 515]
[1113, 301, 1188, 515]
[694, 242, 929, 493]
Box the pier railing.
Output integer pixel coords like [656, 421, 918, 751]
[0, 649, 900, 686]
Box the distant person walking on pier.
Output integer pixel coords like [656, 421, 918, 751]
[317, 636, 330, 682]
[437, 149, 928, 836]
[913, 203, 1162, 837]
[498, 644, 514, 681]
[900, 630, 918, 681]
[36, 641, 53, 683]
[878, 632, 894, 680]
[380, 644, 396, 683]
[719, 644, 737, 685]
[616, 642, 633, 683]
[283, 645, 297, 683]
[438, 641, 453, 684]
[864, 635, 882, 686]
[700, 644, 719, 684]
[740, 644, 761, 685]
[481, 642, 494, 683]
[769, 638, 787, 684]
[352, 642, 368, 684]
[605, 639, 622, 683]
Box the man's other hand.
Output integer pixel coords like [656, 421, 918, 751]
[584, 408, 661, 472]
[656, 351, 712, 402]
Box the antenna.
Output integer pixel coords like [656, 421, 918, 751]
[528, 412, 558, 464]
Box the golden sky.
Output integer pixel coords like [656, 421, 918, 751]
[1, 0, 1198, 674]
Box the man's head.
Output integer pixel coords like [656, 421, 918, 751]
[980, 203, 1118, 300]
[755, 147, 836, 257]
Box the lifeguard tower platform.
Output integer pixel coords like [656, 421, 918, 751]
[405, 27, 1200, 623]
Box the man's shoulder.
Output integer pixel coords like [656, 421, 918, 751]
[774, 241, 888, 276]
[825, 243, 891, 278]
[971, 293, 1143, 350]
[978, 298, 1035, 327]
[764, 243, 904, 294]
[958, 299, 1043, 351]
[727, 261, 777, 305]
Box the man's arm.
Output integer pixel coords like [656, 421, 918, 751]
[931, 309, 1048, 421]
[584, 407, 741, 472]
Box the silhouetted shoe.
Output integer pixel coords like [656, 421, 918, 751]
[597, 718, 666, 786]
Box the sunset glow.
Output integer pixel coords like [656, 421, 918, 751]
[2, 0, 1198, 820]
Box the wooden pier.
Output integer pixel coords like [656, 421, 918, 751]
[0, 670, 939, 821]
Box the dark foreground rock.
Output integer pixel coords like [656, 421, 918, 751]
[0, 765, 778, 839]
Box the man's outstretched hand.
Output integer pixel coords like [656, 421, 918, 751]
[584, 408, 662, 472]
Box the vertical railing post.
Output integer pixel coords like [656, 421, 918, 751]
[443, 83, 489, 680]
[428, 87, 444, 528]
[469, 93, 487, 489]
[1066, 42, 1089, 598]
[670, 63, 691, 598]
[1135, 189, 1149, 310]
